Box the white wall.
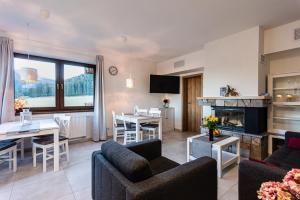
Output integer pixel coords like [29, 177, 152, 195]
[204, 26, 263, 97]
[104, 57, 161, 134]
[6, 34, 161, 138]
[267, 48, 300, 75]
[157, 50, 205, 75]
[156, 50, 205, 130]
[156, 26, 265, 129]
[264, 19, 300, 55]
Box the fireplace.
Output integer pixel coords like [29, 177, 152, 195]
[212, 106, 267, 135]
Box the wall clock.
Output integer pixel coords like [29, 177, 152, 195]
[108, 66, 118, 76]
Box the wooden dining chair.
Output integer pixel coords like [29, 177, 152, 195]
[0, 141, 17, 172]
[32, 115, 71, 172]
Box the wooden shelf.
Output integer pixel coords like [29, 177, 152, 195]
[273, 87, 300, 90]
[273, 116, 300, 121]
[197, 96, 270, 100]
[273, 102, 300, 106]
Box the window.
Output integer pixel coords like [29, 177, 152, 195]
[64, 64, 94, 107]
[14, 57, 56, 108]
[14, 54, 95, 113]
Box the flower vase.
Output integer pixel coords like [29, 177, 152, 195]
[209, 129, 214, 141]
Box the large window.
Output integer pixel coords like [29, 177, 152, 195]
[14, 54, 95, 113]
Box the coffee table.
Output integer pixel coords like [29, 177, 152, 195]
[187, 134, 240, 178]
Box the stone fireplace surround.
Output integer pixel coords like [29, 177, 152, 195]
[197, 96, 271, 160]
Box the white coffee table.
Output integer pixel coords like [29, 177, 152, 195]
[187, 135, 240, 178]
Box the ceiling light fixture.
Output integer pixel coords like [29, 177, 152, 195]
[122, 36, 134, 88]
[126, 75, 134, 88]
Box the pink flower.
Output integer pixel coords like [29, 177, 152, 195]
[283, 169, 300, 199]
[257, 182, 294, 200]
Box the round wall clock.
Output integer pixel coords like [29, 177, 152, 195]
[108, 66, 118, 76]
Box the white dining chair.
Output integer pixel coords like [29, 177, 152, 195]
[112, 111, 125, 141]
[0, 141, 17, 172]
[141, 109, 161, 139]
[134, 106, 148, 116]
[32, 115, 71, 172]
[4, 138, 24, 160]
[122, 113, 143, 145]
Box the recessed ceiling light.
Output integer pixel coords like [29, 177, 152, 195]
[40, 9, 50, 19]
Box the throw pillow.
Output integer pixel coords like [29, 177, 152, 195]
[288, 137, 300, 149]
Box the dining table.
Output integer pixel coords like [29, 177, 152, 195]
[115, 114, 162, 142]
[0, 119, 60, 172]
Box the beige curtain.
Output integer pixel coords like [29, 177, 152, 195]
[93, 55, 106, 141]
[0, 37, 15, 124]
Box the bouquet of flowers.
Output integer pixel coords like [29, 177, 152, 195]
[14, 97, 27, 112]
[283, 169, 300, 199]
[258, 169, 300, 200]
[258, 182, 293, 200]
[163, 98, 169, 108]
[202, 115, 219, 131]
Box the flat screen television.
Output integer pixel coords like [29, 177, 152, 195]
[150, 75, 180, 94]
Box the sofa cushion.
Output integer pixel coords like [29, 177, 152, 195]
[149, 156, 180, 175]
[287, 137, 300, 149]
[101, 140, 153, 182]
[265, 147, 300, 170]
[249, 157, 278, 167]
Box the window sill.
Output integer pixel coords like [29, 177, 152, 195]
[15, 109, 94, 116]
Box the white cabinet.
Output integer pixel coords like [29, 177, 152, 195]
[160, 107, 175, 132]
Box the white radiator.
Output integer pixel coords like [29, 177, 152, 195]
[30, 112, 94, 139]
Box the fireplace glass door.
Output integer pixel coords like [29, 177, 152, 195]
[213, 107, 245, 132]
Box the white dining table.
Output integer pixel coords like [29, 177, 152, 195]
[115, 114, 162, 142]
[0, 119, 60, 172]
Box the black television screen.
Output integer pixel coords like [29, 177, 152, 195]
[150, 75, 180, 94]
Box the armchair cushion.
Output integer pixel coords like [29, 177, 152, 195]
[126, 139, 162, 161]
[149, 156, 179, 175]
[265, 147, 300, 170]
[127, 156, 217, 200]
[239, 160, 286, 200]
[101, 140, 153, 182]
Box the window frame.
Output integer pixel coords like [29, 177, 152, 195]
[14, 53, 96, 114]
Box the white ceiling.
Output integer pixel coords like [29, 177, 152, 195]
[1, 0, 300, 62]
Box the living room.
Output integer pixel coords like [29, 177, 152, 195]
[1, 1, 300, 200]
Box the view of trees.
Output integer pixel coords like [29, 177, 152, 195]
[14, 73, 94, 98]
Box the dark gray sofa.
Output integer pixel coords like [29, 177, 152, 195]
[92, 139, 217, 200]
[239, 131, 300, 200]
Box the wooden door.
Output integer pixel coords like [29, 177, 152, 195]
[183, 75, 202, 132]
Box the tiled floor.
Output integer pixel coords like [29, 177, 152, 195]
[0, 131, 238, 200]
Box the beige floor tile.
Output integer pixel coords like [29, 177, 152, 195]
[64, 161, 91, 192]
[0, 189, 12, 200]
[11, 171, 73, 200]
[57, 193, 76, 200]
[219, 183, 238, 200]
[74, 187, 92, 200]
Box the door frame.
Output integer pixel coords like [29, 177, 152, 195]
[182, 74, 203, 132]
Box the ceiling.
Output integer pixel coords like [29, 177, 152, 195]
[1, 0, 300, 63]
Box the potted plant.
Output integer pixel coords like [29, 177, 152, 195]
[203, 115, 219, 141]
[14, 97, 27, 114]
[163, 98, 170, 108]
